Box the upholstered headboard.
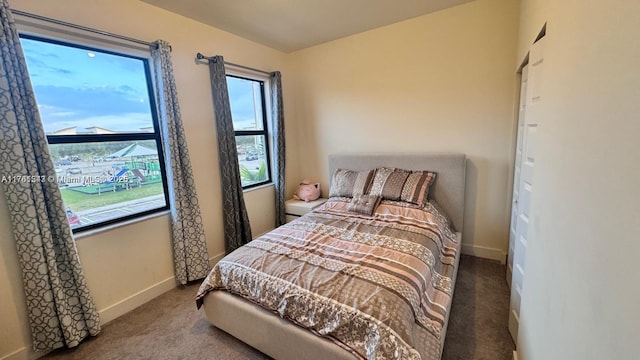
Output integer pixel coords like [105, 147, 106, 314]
[328, 153, 466, 232]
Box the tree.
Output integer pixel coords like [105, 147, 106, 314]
[240, 161, 267, 185]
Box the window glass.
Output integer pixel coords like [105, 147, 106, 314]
[236, 135, 268, 187]
[20, 35, 169, 231]
[227, 76, 264, 131]
[21, 38, 156, 135]
[226, 74, 271, 189]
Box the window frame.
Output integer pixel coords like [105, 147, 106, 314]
[226, 73, 273, 190]
[19, 33, 171, 233]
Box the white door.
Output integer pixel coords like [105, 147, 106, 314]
[508, 37, 545, 343]
[507, 65, 528, 290]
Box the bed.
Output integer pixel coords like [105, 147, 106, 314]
[196, 153, 466, 360]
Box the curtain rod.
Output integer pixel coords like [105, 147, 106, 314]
[196, 53, 272, 76]
[11, 9, 157, 48]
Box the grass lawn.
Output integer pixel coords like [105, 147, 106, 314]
[61, 183, 165, 212]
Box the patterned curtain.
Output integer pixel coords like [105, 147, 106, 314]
[0, 2, 100, 351]
[207, 56, 252, 253]
[270, 71, 286, 227]
[151, 40, 210, 284]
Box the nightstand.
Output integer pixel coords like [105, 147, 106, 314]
[285, 198, 328, 223]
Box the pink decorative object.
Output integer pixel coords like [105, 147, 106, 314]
[293, 179, 321, 202]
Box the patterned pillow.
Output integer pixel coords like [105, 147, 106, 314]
[369, 167, 436, 205]
[329, 169, 374, 198]
[348, 194, 381, 216]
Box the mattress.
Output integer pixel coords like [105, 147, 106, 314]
[197, 198, 461, 360]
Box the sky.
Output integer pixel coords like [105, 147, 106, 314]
[226, 76, 263, 130]
[20, 37, 154, 133]
[20, 37, 262, 134]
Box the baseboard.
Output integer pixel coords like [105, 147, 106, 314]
[0, 346, 45, 360]
[0, 347, 27, 360]
[461, 243, 507, 264]
[100, 251, 230, 324]
[98, 276, 177, 325]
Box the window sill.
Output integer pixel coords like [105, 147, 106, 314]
[243, 182, 274, 193]
[73, 209, 171, 240]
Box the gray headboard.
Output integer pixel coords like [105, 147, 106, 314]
[329, 153, 466, 232]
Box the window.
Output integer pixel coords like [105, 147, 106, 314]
[226, 74, 272, 188]
[19, 35, 170, 232]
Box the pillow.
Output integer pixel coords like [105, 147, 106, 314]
[369, 167, 436, 205]
[400, 170, 437, 205]
[348, 194, 381, 216]
[329, 169, 374, 198]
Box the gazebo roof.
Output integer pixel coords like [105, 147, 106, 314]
[107, 143, 157, 158]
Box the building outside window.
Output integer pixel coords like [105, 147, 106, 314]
[19, 35, 170, 232]
[226, 74, 272, 189]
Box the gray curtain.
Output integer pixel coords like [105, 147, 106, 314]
[270, 72, 286, 227]
[207, 56, 252, 253]
[0, 2, 100, 351]
[151, 40, 210, 284]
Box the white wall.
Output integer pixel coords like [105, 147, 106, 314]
[0, 1, 299, 359]
[288, 0, 520, 261]
[516, 0, 640, 359]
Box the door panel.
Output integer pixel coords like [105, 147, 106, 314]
[507, 66, 528, 286]
[508, 37, 545, 343]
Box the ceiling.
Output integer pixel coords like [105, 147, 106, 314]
[141, 0, 474, 53]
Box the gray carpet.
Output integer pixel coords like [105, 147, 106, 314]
[442, 256, 515, 360]
[44, 255, 514, 360]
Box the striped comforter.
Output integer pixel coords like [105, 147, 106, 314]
[196, 198, 460, 360]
